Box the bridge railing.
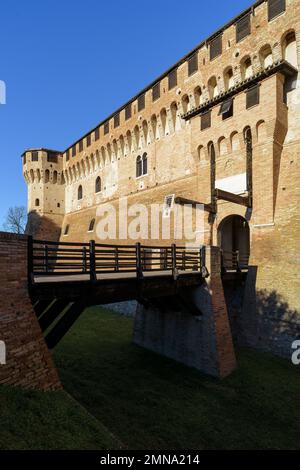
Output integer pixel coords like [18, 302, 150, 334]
[29, 238, 204, 281]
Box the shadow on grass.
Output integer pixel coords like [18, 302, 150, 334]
[54, 307, 300, 450]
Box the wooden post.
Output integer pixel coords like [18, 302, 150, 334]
[89, 240, 96, 282]
[136, 242, 143, 279]
[236, 250, 241, 273]
[172, 243, 178, 280]
[82, 247, 87, 273]
[45, 245, 49, 273]
[115, 247, 119, 272]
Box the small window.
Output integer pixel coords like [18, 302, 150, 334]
[246, 85, 260, 109]
[79, 140, 83, 152]
[210, 35, 222, 61]
[104, 121, 109, 134]
[35, 198, 39, 207]
[64, 224, 70, 235]
[152, 83, 160, 101]
[47, 152, 58, 163]
[268, 0, 285, 21]
[23, 154, 26, 165]
[138, 94, 145, 111]
[78, 185, 83, 200]
[114, 113, 120, 128]
[88, 219, 95, 232]
[95, 176, 101, 193]
[125, 103, 132, 120]
[136, 155, 142, 178]
[31, 151, 38, 162]
[219, 98, 233, 120]
[86, 135, 91, 147]
[66, 150, 70, 161]
[236, 14, 251, 42]
[168, 69, 177, 90]
[95, 127, 100, 141]
[188, 53, 198, 76]
[201, 111, 211, 130]
[142, 152, 147, 175]
[72, 145, 76, 157]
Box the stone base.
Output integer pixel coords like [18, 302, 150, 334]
[133, 246, 236, 379]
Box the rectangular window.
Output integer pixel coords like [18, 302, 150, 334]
[246, 85, 260, 109]
[268, 0, 285, 21]
[95, 127, 100, 141]
[66, 150, 70, 161]
[210, 35, 222, 61]
[104, 121, 109, 134]
[236, 14, 251, 42]
[79, 140, 83, 152]
[31, 151, 38, 162]
[219, 98, 233, 119]
[138, 94, 145, 111]
[23, 154, 26, 165]
[47, 152, 58, 163]
[168, 68, 177, 90]
[125, 103, 132, 120]
[152, 82, 160, 101]
[114, 113, 120, 128]
[86, 134, 91, 147]
[188, 53, 198, 76]
[72, 145, 76, 157]
[201, 110, 211, 130]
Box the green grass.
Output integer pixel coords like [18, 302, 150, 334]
[0, 385, 120, 450]
[52, 307, 300, 450]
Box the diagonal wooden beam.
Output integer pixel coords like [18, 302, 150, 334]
[174, 196, 215, 213]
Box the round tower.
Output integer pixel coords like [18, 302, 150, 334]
[22, 148, 65, 239]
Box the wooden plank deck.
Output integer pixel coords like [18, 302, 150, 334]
[33, 269, 200, 284]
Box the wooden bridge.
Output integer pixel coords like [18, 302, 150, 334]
[27, 238, 248, 350]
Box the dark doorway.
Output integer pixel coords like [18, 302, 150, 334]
[218, 215, 250, 269]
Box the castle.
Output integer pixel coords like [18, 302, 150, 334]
[21, 0, 300, 359]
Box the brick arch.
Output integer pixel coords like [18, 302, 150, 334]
[218, 136, 228, 156]
[230, 131, 240, 152]
[256, 120, 267, 143]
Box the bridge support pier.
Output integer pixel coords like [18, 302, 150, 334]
[0, 232, 61, 390]
[133, 246, 237, 378]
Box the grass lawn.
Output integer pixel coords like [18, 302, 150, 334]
[53, 307, 300, 450]
[0, 384, 120, 450]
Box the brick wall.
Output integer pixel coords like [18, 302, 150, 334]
[0, 232, 61, 390]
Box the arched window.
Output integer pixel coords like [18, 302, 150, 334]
[45, 169, 50, 183]
[241, 56, 253, 80]
[136, 153, 148, 178]
[282, 31, 297, 68]
[142, 153, 148, 175]
[259, 45, 273, 68]
[78, 185, 83, 200]
[88, 219, 95, 232]
[136, 156, 142, 178]
[208, 76, 218, 99]
[64, 224, 70, 236]
[95, 176, 101, 193]
[35, 198, 39, 207]
[53, 170, 58, 184]
[224, 67, 234, 90]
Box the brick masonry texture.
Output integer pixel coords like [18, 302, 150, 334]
[0, 232, 61, 390]
[21, 0, 300, 358]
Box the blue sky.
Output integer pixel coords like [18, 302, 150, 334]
[0, 0, 251, 225]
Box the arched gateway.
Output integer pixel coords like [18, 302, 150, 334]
[218, 215, 250, 270]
